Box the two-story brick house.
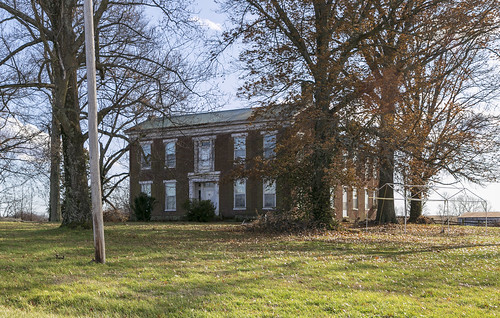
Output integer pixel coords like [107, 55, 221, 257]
[127, 107, 377, 221]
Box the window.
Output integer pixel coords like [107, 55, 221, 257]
[364, 160, 371, 181]
[164, 181, 176, 211]
[164, 140, 176, 168]
[342, 186, 348, 217]
[330, 187, 335, 209]
[365, 188, 370, 210]
[263, 133, 276, 159]
[199, 141, 211, 168]
[263, 180, 276, 209]
[139, 181, 152, 196]
[233, 136, 246, 162]
[353, 188, 358, 210]
[140, 142, 152, 169]
[234, 179, 246, 209]
[194, 137, 215, 172]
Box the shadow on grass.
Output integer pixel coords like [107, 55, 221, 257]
[1, 221, 499, 317]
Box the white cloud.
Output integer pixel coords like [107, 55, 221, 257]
[191, 16, 223, 31]
[1, 116, 49, 162]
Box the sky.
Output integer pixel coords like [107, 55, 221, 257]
[193, 1, 500, 213]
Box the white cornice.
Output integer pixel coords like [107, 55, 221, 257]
[128, 120, 279, 140]
[231, 132, 248, 138]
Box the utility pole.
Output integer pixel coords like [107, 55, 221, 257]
[84, 0, 106, 263]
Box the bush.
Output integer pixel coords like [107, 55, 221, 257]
[183, 199, 216, 222]
[131, 192, 156, 221]
[10, 212, 47, 222]
[103, 208, 129, 222]
[246, 209, 339, 234]
[415, 215, 434, 224]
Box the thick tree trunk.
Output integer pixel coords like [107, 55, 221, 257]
[309, 145, 333, 225]
[375, 73, 398, 224]
[375, 62, 399, 224]
[308, 81, 336, 226]
[408, 188, 423, 222]
[49, 112, 62, 222]
[60, 68, 92, 228]
[47, 2, 92, 228]
[376, 146, 397, 223]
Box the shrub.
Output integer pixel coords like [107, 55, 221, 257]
[131, 192, 156, 221]
[10, 212, 47, 222]
[415, 215, 434, 224]
[183, 199, 216, 222]
[246, 208, 339, 234]
[103, 208, 129, 222]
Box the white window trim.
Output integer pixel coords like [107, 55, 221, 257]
[260, 130, 278, 135]
[163, 180, 177, 212]
[163, 138, 178, 143]
[329, 187, 335, 209]
[193, 136, 216, 173]
[233, 179, 247, 210]
[192, 135, 216, 142]
[364, 188, 370, 210]
[139, 141, 153, 170]
[231, 132, 248, 138]
[353, 188, 358, 210]
[263, 179, 277, 209]
[342, 186, 348, 218]
[139, 181, 153, 196]
[163, 139, 177, 169]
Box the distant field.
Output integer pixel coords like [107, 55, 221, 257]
[0, 221, 498, 317]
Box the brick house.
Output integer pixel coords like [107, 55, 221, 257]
[126, 108, 377, 221]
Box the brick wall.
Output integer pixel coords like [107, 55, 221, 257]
[129, 127, 377, 221]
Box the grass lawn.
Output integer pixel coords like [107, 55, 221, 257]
[0, 221, 498, 317]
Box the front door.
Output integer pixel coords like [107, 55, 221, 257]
[198, 182, 218, 215]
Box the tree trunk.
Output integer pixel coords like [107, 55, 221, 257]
[376, 145, 397, 224]
[49, 111, 62, 222]
[376, 79, 397, 224]
[59, 67, 92, 228]
[309, 144, 333, 225]
[47, 2, 92, 228]
[408, 188, 423, 222]
[308, 80, 336, 226]
[375, 62, 399, 224]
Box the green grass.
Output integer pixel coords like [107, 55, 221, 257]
[0, 221, 498, 317]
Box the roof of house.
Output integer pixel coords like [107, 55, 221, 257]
[458, 212, 500, 218]
[127, 108, 256, 133]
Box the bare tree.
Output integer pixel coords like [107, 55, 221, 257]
[0, 0, 213, 227]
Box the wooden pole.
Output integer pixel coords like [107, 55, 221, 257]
[84, 0, 106, 263]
